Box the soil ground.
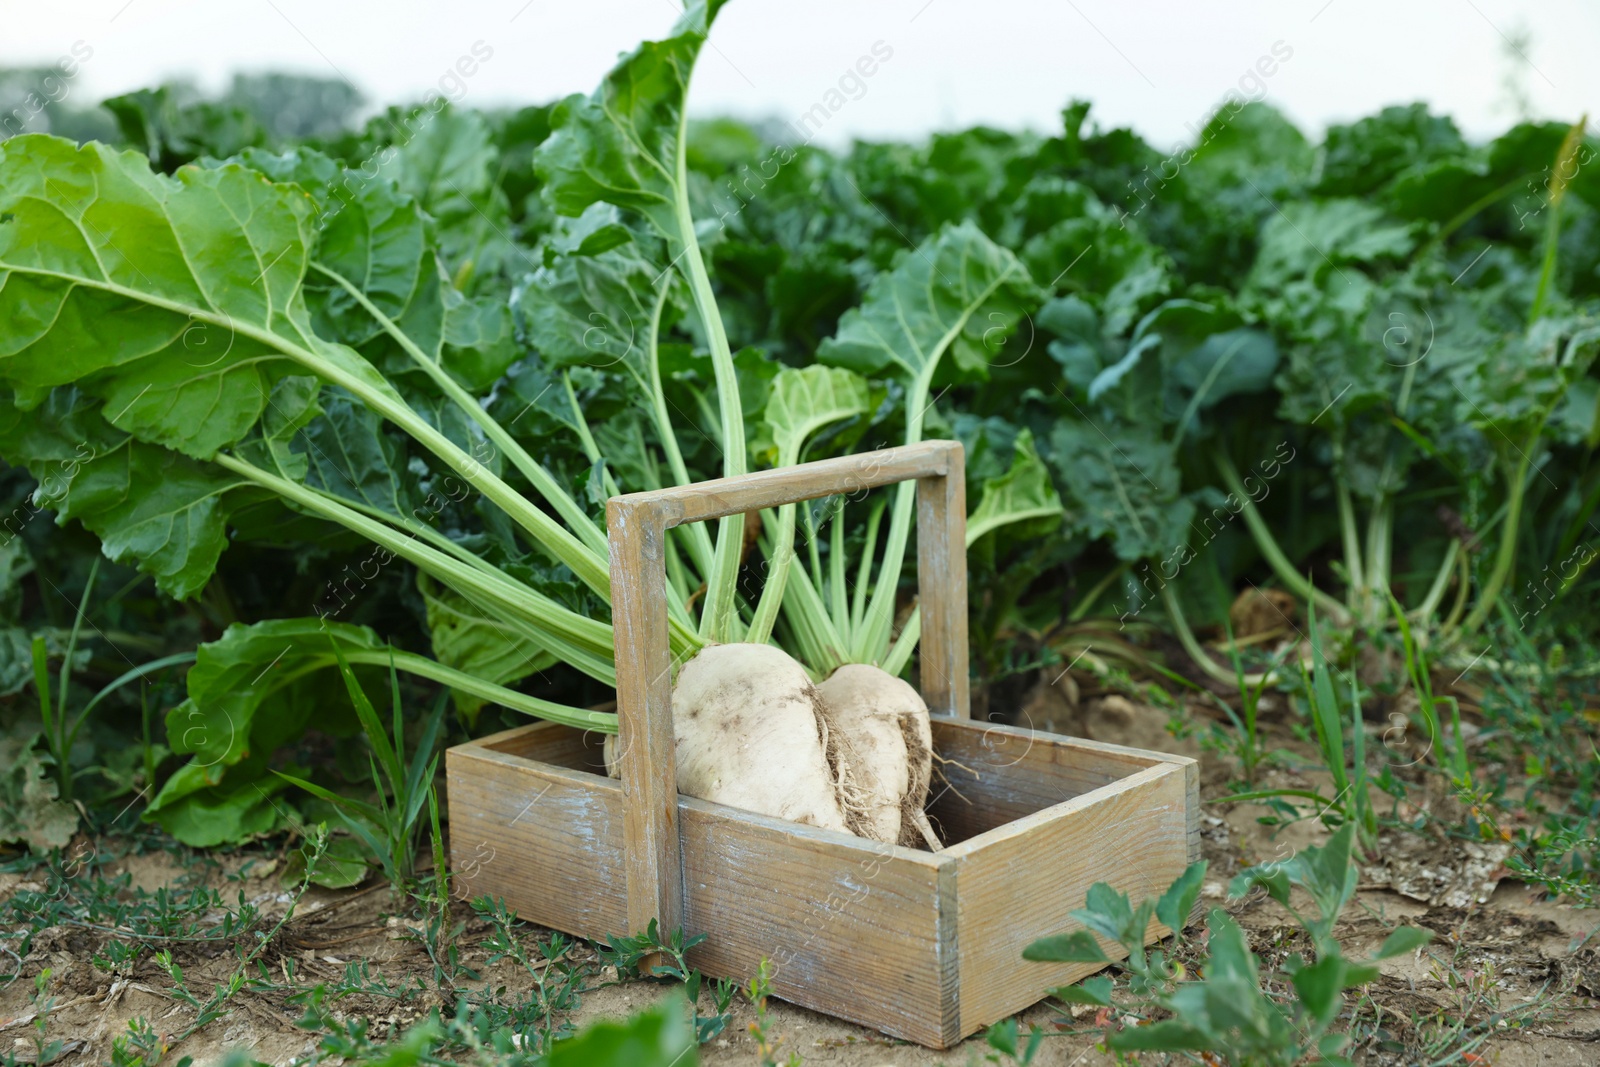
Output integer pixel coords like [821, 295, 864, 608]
[2, 685, 1596, 1066]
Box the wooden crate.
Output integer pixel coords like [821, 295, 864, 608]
[445, 441, 1199, 1048]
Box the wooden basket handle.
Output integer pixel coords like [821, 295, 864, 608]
[605, 439, 970, 939]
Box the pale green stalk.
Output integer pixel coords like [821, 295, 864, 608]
[850, 499, 886, 638]
[1214, 449, 1348, 622]
[311, 265, 613, 572]
[745, 503, 798, 645]
[902, 562, 1272, 687]
[1461, 451, 1534, 635]
[213, 453, 649, 682]
[1363, 496, 1390, 627]
[829, 503, 850, 642]
[852, 374, 929, 663]
[340, 650, 615, 732]
[670, 100, 746, 644]
[1412, 539, 1460, 625]
[1336, 482, 1364, 609]
[642, 279, 716, 580]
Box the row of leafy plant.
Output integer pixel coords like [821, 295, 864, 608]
[2, 0, 1599, 852]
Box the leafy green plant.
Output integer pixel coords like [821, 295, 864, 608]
[295, 993, 697, 1067]
[546, 997, 697, 1067]
[1506, 821, 1600, 907]
[978, 1016, 1045, 1065]
[745, 957, 801, 1067]
[19, 558, 193, 831]
[274, 644, 446, 892]
[1027, 825, 1431, 1065]
[106, 1016, 171, 1067]
[0, 0, 1059, 839]
[597, 919, 735, 1045]
[1218, 114, 1594, 639]
[1218, 605, 1381, 853]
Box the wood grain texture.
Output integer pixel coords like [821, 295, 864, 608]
[611, 441, 958, 527]
[607, 499, 684, 938]
[949, 762, 1193, 1035]
[917, 444, 969, 720]
[677, 795, 953, 1048]
[445, 741, 628, 938]
[927, 718, 1193, 844]
[449, 722, 1199, 1047]
[1179, 753, 1201, 867]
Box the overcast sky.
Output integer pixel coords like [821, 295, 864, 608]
[2, 0, 1595, 149]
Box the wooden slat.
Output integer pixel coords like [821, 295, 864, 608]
[607, 500, 684, 939]
[612, 441, 956, 527]
[927, 719, 1192, 843]
[677, 796, 953, 1048]
[445, 743, 628, 937]
[480, 720, 600, 768]
[917, 444, 969, 719]
[1180, 751, 1202, 867]
[950, 762, 1192, 1035]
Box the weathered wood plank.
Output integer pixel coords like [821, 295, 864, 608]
[612, 441, 957, 527]
[445, 743, 628, 937]
[949, 762, 1192, 1035]
[917, 446, 970, 720]
[677, 795, 952, 1048]
[926, 718, 1191, 843]
[608, 499, 684, 940]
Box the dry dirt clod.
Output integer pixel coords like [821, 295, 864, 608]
[1229, 586, 1298, 639]
[1017, 671, 1084, 735]
[1364, 832, 1514, 908]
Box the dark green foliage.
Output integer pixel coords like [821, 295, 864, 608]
[0, 1, 1596, 941]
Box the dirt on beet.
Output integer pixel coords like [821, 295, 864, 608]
[2, 685, 1596, 1066]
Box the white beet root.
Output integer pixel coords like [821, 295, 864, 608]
[666, 643, 854, 833]
[816, 663, 939, 849]
[602, 644, 939, 848]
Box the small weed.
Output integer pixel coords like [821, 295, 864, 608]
[139, 830, 331, 1058]
[465, 896, 588, 1051]
[1029, 825, 1432, 1065]
[1506, 820, 1600, 905]
[24, 559, 194, 817]
[1345, 930, 1569, 1064]
[1205, 620, 1296, 789]
[2, 970, 70, 1067]
[274, 645, 447, 895]
[747, 957, 801, 1067]
[106, 1016, 173, 1067]
[0, 863, 263, 963]
[978, 1016, 1045, 1064]
[598, 919, 737, 1044]
[1218, 606, 1382, 854]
